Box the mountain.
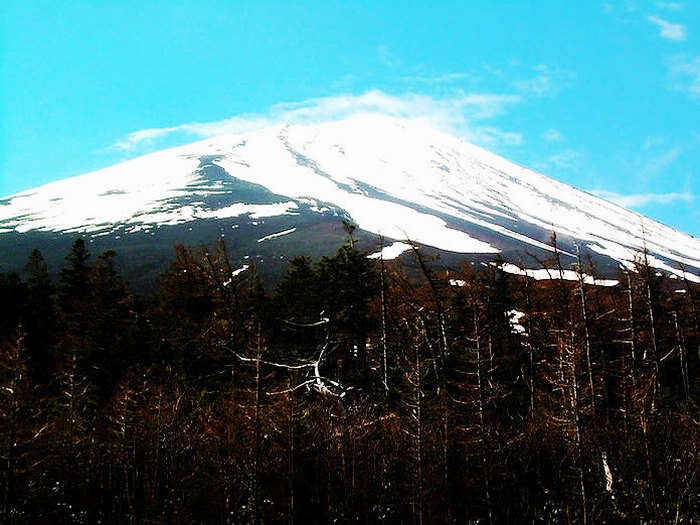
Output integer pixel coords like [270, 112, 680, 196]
[1, 114, 699, 286]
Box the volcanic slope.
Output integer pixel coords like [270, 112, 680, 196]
[1, 115, 699, 284]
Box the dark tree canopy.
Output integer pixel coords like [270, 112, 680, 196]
[1, 236, 699, 523]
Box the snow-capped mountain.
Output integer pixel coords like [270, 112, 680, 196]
[2, 115, 699, 284]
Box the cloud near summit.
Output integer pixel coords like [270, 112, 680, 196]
[113, 90, 523, 153]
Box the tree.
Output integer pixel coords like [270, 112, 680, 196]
[271, 256, 324, 360]
[22, 249, 56, 385]
[0, 326, 44, 524]
[316, 242, 380, 385]
[59, 238, 91, 314]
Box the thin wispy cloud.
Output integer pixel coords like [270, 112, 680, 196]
[514, 76, 553, 95]
[637, 146, 683, 180]
[605, 4, 689, 42]
[113, 90, 523, 152]
[400, 72, 471, 85]
[113, 115, 274, 151]
[601, 1, 640, 22]
[670, 56, 700, 97]
[592, 190, 694, 208]
[656, 2, 684, 12]
[378, 45, 400, 68]
[513, 65, 575, 96]
[650, 146, 682, 166]
[533, 149, 584, 173]
[472, 127, 523, 146]
[542, 128, 565, 142]
[649, 15, 687, 41]
[548, 149, 584, 169]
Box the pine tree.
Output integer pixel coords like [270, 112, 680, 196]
[316, 242, 380, 386]
[23, 249, 56, 385]
[59, 238, 91, 314]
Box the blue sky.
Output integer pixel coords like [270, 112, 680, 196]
[1, 1, 698, 235]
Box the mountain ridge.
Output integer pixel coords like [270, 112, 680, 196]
[2, 114, 699, 284]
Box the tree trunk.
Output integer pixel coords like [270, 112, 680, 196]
[252, 323, 263, 525]
[575, 244, 595, 413]
[473, 309, 493, 525]
[569, 344, 588, 525]
[413, 329, 424, 525]
[673, 311, 690, 399]
[380, 241, 389, 392]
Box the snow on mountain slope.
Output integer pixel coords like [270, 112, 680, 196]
[1, 114, 699, 280]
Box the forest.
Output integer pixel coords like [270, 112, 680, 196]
[1, 232, 699, 524]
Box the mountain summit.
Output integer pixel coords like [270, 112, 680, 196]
[2, 115, 699, 283]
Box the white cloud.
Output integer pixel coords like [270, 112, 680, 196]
[378, 45, 400, 68]
[514, 76, 552, 95]
[601, 1, 640, 16]
[113, 115, 273, 151]
[113, 127, 179, 151]
[542, 128, 565, 142]
[473, 127, 523, 146]
[113, 90, 523, 152]
[400, 72, 471, 85]
[657, 2, 684, 11]
[649, 16, 687, 41]
[652, 146, 682, 167]
[514, 65, 576, 96]
[548, 149, 584, 169]
[591, 190, 694, 208]
[671, 56, 700, 96]
[638, 146, 683, 179]
[533, 149, 584, 173]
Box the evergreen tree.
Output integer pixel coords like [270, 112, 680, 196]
[316, 242, 380, 383]
[272, 256, 324, 360]
[0, 273, 25, 339]
[59, 238, 91, 312]
[89, 249, 132, 400]
[23, 249, 56, 384]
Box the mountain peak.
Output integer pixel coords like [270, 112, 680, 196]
[1, 118, 699, 283]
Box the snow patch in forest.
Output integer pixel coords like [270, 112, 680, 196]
[257, 227, 297, 242]
[508, 309, 526, 334]
[231, 265, 249, 277]
[367, 242, 412, 260]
